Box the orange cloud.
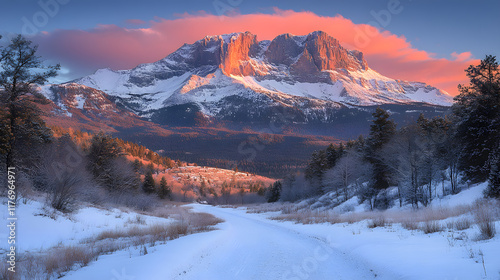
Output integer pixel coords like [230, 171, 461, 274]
[34, 10, 477, 95]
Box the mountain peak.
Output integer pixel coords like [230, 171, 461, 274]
[203, 31, 255, 43]
[74, 30, 453, 115]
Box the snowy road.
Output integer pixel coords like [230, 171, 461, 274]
[170, 204, 388, 280]
[63, 204, 400, 280]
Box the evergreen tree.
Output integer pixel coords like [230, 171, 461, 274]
[88, 133, 122, 167]
[142, 170, 156, 194]
[158, 176, 171, 199]
[87, 132, 123, 189]
[325, 144, 339, 168]
[485, 144, 500, 199]
[267, 181, 282, 202]
[366, 108, 396, 190]
[304, 150, 328, 194]
[132, 159, 142, 173]
[0, 35, 59, 170]
[453, 55, 500, 182]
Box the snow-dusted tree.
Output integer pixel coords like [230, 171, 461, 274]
[382, 124, 426, 208]
[323, 149, 369, 203]
[437, 120, 461, 194]
[280, 173, 314, 201]
[357, 182, 377, 211]
[417, 115, 453, 201]
[453, 55, 500, 183]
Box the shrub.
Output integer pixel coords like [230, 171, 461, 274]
[448, 217, 472, 231]
[474, 205, 496, 240]
[47, 170, 87, 212]
[401, 219, 419, 230]
[367, 216, 387, 228]
[421, 221, 443, 234]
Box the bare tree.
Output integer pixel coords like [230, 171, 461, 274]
[324, 149, 372, 203]
[382, 124, 426, 208]
[36, 135, 92, 211]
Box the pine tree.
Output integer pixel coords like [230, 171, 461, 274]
[158, 176, 171, 199]
[366, 108, 396, 190]
[87, 132, 122, 189]
[0, 35, 59, 170]
[485, 144, 500, 199]
[305, 150, 328, 194]
[453, 55, 500, 182]
[142, 171, 156, 194]
[267, 181, 282, 202]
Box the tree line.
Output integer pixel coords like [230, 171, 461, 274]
[0, 35, 184, 211]
[275, 55, 500, 208]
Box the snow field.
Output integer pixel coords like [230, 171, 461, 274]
[2, 183, 498, 279]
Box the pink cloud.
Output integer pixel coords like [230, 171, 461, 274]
[34, 10, 477, 96]
[451, 51, 473, 62]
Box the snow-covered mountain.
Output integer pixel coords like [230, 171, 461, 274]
[39, 31, 451, 131]
[72, 31, 451, 121]
[38, 83, 171, 134]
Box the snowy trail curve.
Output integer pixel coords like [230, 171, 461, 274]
[169, 205, 390, 280]
[63, 205, 400, 280]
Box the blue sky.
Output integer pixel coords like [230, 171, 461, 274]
[1, 0, 498, 59]
[0, 0, 498, 94]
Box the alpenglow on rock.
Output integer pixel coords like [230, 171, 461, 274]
[73, 31, 452, 122]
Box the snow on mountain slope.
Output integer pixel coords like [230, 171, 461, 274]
[71, 31, 452, 121]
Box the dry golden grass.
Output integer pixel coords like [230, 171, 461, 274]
[266, 203, 475, 227]
[401, 219, 419, 230]
[13, 205, 224, 280]
[447, 217, 472, 231]
[473, 200, 497, 240]
[421, 221, 444, 234]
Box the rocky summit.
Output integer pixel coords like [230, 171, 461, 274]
[41, 31, 452, 129]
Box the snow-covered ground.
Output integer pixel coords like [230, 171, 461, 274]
[2, 184, 499, 279]
[0, 199, 172, 254]
[61, 185, 498, 280]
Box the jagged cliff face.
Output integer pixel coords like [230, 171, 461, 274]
[160, 31, 368, 80]
[69, 31, 452, 126]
